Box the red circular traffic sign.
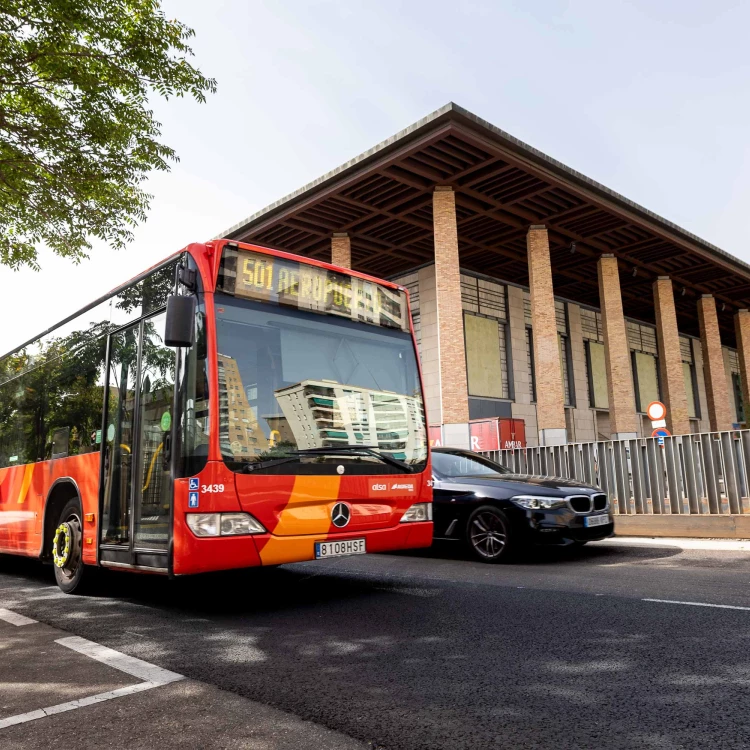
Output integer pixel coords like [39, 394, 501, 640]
[646, 401, 667, 421]
[651, 427, 671, 438]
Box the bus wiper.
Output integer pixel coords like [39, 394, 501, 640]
[296, 445, 415, 473]
[239, 454, 301, 472]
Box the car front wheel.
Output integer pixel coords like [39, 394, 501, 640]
[466, 505, 513, 563]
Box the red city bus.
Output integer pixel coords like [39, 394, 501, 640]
[0, 240, 432, 593]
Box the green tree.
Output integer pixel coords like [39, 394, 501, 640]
[0, 0, 216, 269]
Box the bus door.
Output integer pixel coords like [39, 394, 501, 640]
[99, 312, 176, 570]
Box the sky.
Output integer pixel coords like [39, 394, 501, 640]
[2, 0, 749, 353]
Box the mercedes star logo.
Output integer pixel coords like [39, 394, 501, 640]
[331, 502, 351, 528]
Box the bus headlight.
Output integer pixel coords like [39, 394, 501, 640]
[220, 513, 266, 536]
[400, 503, 432, 523]
[186, 513, 266, 537]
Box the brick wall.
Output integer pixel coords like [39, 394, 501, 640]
[433, 188, 469, 424]
[527, 226, 566, 441]
[331, 233, 351, 268]
[698, 295, 733, 431]
[409, 264, 716, 445]
[653, 277, 691, 435]
[597, 255, 638, 436]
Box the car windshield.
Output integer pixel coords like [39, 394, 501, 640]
[432, 451, 511, 478]
[214, 293, 427, 474]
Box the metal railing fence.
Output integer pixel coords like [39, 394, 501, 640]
[480, 430, 750, 515]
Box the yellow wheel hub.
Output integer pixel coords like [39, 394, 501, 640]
[52, 523, 72, 568]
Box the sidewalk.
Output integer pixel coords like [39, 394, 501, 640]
[0, 610, 366, 750]
[594, 536, 750, 551]
[613, 513, 750, 539]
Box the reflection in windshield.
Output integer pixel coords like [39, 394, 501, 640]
[432, 452, 510, 478]
[215, 294, 427, 474]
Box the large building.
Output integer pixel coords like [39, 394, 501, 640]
[217, 353, 261, 458]
[222, 103, 750, 447]
[275, 379, 427, 460]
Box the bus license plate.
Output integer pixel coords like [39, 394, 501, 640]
[315, 538, 366, 559]
[584, 514, 609, 528]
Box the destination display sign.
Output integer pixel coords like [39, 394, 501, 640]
[220, 248, 410, 332]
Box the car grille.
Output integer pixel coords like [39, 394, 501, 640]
[593, 493, 608, 511]
[568, 495, 592, 513]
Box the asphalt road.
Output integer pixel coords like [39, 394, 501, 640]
[3, 540, 750, 749]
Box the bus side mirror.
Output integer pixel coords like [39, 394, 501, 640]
[164, 295, 196, 347]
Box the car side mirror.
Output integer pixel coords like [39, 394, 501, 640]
[164, 295, 196, 347]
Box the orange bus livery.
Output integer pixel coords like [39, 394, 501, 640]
[0, 241, 432, 592]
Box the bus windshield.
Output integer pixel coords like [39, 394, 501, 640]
[214, 293, 427, 474]
[215, 251, 427, 474]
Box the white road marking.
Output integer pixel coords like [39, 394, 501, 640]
[643, 598, 750, 611]
[595, 537, 750, 552]
[56, 636, 183, 684]
[0, 618, 184, 731]
[0, 608, 37, 626]
[0, 682, 157, 729]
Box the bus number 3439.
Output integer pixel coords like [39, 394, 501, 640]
[201, 484, 225, 493]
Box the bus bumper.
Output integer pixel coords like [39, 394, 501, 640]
[255, 521, 433, 567]
[173, 521, 433, 574]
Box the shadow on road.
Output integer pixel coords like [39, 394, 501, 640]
[393, 538, 683, 566]
[2, 544, 750, 750]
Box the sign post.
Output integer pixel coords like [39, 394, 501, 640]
[647, 401, 670, 446]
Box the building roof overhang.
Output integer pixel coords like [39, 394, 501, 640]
[223, 102, 748, 343]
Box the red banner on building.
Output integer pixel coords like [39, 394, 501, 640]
[469, 419, 500, 452]
[428, 426, 443, 447]
[468, 418, 526, 451]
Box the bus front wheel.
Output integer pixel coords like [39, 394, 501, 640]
[52, 498, 88, 594]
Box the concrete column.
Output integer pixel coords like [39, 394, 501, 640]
[432, 187, 469, 438]
[597, 255, 638, 439]
[527, 225, 566, 445]
[653, 276, 691, 435]
[734, 309, 750, 424]
[331, 232, 351, 268]
[697, 295, 733, 431]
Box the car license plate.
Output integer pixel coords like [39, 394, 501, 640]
[584, 514, 610, 528]
[315, 538, 366, 559]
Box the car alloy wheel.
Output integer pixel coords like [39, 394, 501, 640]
[467, 505, 511, 563]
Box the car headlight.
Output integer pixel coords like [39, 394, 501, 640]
[511, 495, 567, 510]
[186, 512, 266, 537]
[400, 502, 433, 523]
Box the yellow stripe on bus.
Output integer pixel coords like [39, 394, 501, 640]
[17, 464, 34, 504]
[258, 475, 341, 565]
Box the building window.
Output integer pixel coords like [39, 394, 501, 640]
[461, 274, 510, 400]
[628, 321, 659, 412]
[725, 347, 744, 425]
[732, 372, 745, 425]
[464, 313, 509, 399]
[680, 337, 698, 420]
[632, 351, 660, 412]
[394, 272, 421, 353]
[556, 300, 575, 407]
[585, 340, 608, 409]
[526, 327, 536, 402]
[581, 308, 605, 409]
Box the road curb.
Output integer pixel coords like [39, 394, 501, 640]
[614, 513, 750, 539]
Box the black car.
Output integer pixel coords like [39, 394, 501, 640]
[431, 447, 614, 562]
